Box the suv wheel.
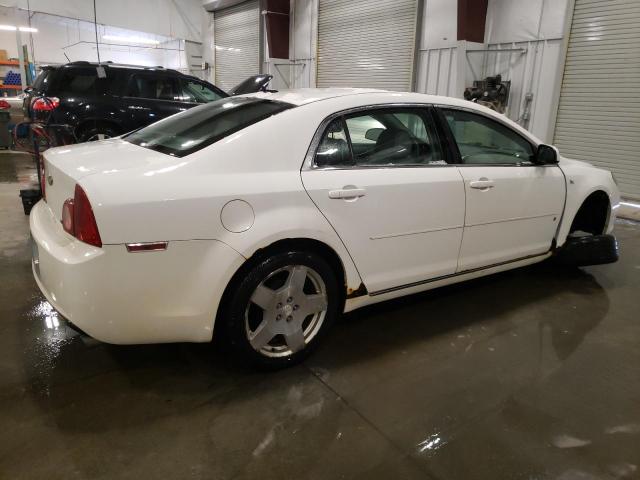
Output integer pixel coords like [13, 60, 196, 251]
[79, 125, 119, 143]
[223, 251, 339, 369]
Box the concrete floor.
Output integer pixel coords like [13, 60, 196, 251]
[1, 151, 639, 480]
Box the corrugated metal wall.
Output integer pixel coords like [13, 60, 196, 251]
[415, 39, 563, 142]
[482, 39, 563, 140]
[415, 46, 459, 97]
[554, 0, 640, 199]
[316, 0, 418, 90]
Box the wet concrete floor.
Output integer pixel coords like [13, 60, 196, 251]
[1, 151, 639, 479]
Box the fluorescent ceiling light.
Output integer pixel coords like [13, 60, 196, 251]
[103, 34, 160, 45]
[0, 25, 37, 32]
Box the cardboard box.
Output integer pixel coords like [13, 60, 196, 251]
[0, 50, 7, 61]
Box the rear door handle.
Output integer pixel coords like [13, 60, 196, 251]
[328, 187, 367, 199]
[469, 179, 495, 190]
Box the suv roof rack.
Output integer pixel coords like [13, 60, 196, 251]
[61, 61, 183, 75]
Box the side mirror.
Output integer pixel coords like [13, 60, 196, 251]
[534, 144, 558, 165]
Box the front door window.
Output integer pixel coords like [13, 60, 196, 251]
[442, 109, 534, 165]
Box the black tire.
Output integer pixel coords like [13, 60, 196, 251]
[554, 234, 619, 267]
[78, 125, 119, 143]
[221, 250, 340, 370]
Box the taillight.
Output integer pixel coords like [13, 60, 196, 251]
[0, 100, 10, 110]
[61, 184, 102, 247]
[32, 97, 60, 112]
[74, 184, 102, 247]
[39, 155, 46, 201]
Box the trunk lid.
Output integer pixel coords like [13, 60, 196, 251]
[42, 138, 173, 222]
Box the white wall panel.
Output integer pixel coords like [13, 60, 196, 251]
[485, 0, 569, 44]
[202, 11, 215, 82]
[185, 40, 205, 78]
[0, 6, 188, 69]
[414, 0, 569, 141]
[0, 0, 204, 41]
[415, 42, 485, 99]
[478, 39, 562, 140]
[263, 0, 317, 90]
[422, 0, 457, 48]
[416, 46, 458, 97]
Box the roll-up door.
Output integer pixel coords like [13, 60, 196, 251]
[316, 0, 418, 91]
[214, 0, 260, 91]
[554, 0, 640, 199]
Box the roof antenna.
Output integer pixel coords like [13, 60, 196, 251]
[93, 0, 100, 63]
[92, 0, 106, 78]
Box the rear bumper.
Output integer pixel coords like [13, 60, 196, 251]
[30, 201, 245, 344]
[555, 233, 619, 266]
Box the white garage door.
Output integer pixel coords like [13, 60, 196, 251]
[214, 0, 260, 92]
[554, 0, 640, 199]
[317, 0, 418, 91]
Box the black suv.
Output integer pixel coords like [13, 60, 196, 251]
[24, 62, 270, 142]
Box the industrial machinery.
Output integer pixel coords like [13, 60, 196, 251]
[464, 74, 511, 113]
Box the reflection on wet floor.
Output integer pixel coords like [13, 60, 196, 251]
[0, 150, 37, 184]
[1, 151, 639, 479]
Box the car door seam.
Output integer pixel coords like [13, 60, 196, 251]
[369, 224, 463, 240]
[455, 166, 467, 274]
[466, 213, 561, 228]
[432, 106, 467, 274]
[298, 170, 367, 290]
[554, 165, 570, 247]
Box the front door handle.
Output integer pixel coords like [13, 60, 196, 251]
[469, 178, 495, 190]
[328, 187, 366, 199]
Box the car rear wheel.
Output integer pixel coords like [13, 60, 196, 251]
[223, 251, 339, 369]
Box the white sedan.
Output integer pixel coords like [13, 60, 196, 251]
[30, 89, 619, 368]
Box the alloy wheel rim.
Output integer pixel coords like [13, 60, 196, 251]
[87, 133, 112, 141]
[244, 265, 328, 358]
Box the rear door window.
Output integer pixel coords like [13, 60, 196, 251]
[127, 75, 181, 101]
[124, 97, 294, 157]
[180, 79, 224, 103]
[314, 108, 446, 168]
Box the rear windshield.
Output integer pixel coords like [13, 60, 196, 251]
[32, 69, 53, 93]
[124, 97, 293, 157]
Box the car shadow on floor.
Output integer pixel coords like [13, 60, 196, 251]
[320, 260, 610, 367]
[20, 259, 609, 434]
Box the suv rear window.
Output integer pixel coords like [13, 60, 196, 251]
[124, 97, 294, 157]
[55, 67, 110, 95]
